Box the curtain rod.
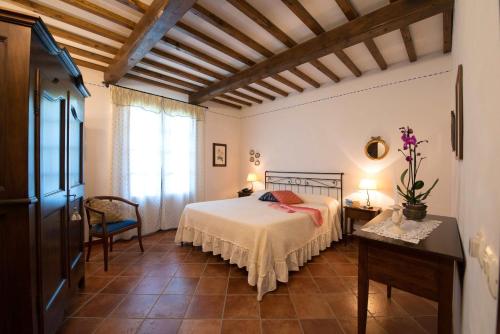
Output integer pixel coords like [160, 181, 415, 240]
[110, 83, 208, 109]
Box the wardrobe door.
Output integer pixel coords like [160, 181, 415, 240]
[67, 93, 85, 288]
[36, 67, 69, 333]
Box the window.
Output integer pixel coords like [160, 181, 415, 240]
[129, 106, 196, 198]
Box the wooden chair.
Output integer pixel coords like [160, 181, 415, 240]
[84, 196, 144, 271]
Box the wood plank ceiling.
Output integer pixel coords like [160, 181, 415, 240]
[1, 0, 454, 109]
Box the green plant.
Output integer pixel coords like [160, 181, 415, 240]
[397, 126, 439, 205]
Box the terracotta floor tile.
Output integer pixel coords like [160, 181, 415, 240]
[178, 319, 222, 334]
[94, 318, 143, 334]
[175, 263, 206, 277]
[75, 293, 125, 317]
[375, 317, 427, 334]
[80, 276, 113, 293]
[290, 294, 334, 319]
[183, 251, 210, 263]
[65, 293, 94, 316]
[164, 277, 199, 294]
[85, 262, 103, 276]
[309, 254, 329, 263]
[330, 263, 358, 276]
[196, 277, 228, 295]
[314, 277, 346, 293]
[323, 292, 359, 319]
[185, 295, 225, 318]
[323, 250, 351, 264]
[146, 263, 179, 277]
[120, 262, 155, 277]
[137, 319, 181, 334]
[133, 276, 171, 294]
[269, 282, 289, 295]
[224, 295, 259, 319]
[203, 263, 230, 277]
[260, 295, 296, 319]
[414, 315, 438, 334]
[222, 319, 261, 334]
[227, 277, 257, 294]
[287, 276, 320, 294]
[307, 263, 336, 276]
[392, 292, 437, 316]
[344, 252, 358, 264]
[338, 317, 387, 334]
[300, 319, 344, 334]
[288, 266, 311, 277]
[102, 276, 140, 294]
[207, 254, 227, 263]
[92, 263, 128, 277]
[111, 294, 159, 318]
[368, 294, 408, 317]
[148, 294, 191, 318]
[161, 252, 188, 264]
[58, 317, 103, 334]
[261, 320, 302, 334]
[149, 244, 175, 252]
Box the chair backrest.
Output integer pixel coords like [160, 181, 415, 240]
[84, 197, 134, 225]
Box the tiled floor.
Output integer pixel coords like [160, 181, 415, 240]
[60, 230, 438, 334]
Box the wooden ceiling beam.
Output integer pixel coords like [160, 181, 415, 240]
[390, 0, 417, 62]
[282, 0, 362, 77]
[59, 43, 113, 64]
[210, 98, 242, 110]
[124, 73, 192, 95]
[104, 0, 196, 84]
[140, 58, 212, 86]
[190, 3, 314, 91]
[241, 86, 275, 101]
[255, 80, 288, 97]
[229, 91, 262, 104]
[73, 58, 108, 72]
[227, 0, 338, 84]
[60, 0, 136, 29]
[10, 0, 127, 43]
[220, 94, 252, 107]
[334, 0, 387, 70]
[49, 25, 119, 54]
[115, 0, 148, 14]
[131, 66, 202, 91]
[190, 0, 453, 103]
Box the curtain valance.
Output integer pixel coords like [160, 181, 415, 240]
[110, 85, 205, 121]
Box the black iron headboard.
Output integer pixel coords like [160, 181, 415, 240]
[264, 171, 344, 221]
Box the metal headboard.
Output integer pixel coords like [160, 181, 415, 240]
[264, 170, 344, 222]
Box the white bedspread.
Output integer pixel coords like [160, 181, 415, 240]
[174, 193, 341, 300]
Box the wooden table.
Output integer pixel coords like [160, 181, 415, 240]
[354, 210, 464, 334]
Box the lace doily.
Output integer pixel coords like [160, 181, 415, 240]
[361, 218, 442, 244]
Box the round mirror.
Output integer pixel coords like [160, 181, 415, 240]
[365, 137, 389, 160]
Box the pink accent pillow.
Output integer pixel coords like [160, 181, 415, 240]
[271, 191, 303, 205]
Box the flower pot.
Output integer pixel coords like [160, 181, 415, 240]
[403, 203, 427, 220]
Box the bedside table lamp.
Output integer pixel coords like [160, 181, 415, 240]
[359, 179, 377, 209]
[247, 173, 257, 191]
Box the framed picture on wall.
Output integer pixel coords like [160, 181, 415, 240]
[455, 64, 464, 160]
[450, 110, 456, 152]
[213, 143, 227, 167]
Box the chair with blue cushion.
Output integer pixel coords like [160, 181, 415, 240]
[84, 196, 144, 271]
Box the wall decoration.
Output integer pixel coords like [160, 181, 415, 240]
[455, 64, 464, 160]
[255, 160, 260, 166]
[450, 110, 456, 152]
[250, 149, 255, 155]
[213, 143, 227, 167]
[255, 152, 260, 158]
[249, 149, 262, 166]
[250, 157, 255, 162]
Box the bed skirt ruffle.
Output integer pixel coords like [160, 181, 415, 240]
[175, 225, 338, 300]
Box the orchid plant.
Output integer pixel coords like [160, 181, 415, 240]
[397, 126, 439, 205]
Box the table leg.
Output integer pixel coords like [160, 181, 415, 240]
[438, 260, 454, 334]
[358, 242, 369, 334]
[387, 285, 392, 298]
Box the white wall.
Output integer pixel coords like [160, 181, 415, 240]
[240, 55, 454, 215]
[451, 1, 500, 333]
[81, 67, 241, 203]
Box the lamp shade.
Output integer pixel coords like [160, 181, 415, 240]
[359, 179, 377, 190]
[246, 173, 258, 182]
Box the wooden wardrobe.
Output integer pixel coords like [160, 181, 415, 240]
[0, 9, 89, 334]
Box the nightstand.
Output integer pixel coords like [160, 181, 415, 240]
[238, 191, 253, 198]
[343, 206, 381, 235]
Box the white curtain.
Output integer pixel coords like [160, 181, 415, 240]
[110, 86, 205, 236]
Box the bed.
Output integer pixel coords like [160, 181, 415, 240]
[174, 171, 344, 300]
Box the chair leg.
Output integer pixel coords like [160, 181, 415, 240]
[387, 284, 392, 298]
[109, 235, 113, 252]
[103, 237, 109, 272]
[86, 235, 93, 262]
[137, 225, 144, 252]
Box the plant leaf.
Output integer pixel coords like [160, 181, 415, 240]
[413, 180, 424, 190]
[420, 179, 439, 201]
[400, 169, 408, 185]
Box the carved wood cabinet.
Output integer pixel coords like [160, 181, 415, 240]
[0, 9, 89, 334]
